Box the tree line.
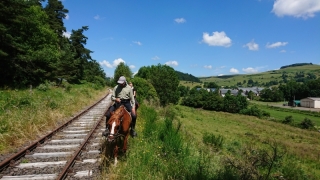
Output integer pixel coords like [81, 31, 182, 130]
[0, 0, 106, 88]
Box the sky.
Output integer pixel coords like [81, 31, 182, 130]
[60, 0, 320, 77]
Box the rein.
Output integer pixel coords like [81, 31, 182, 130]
[107, 113, 127, 142]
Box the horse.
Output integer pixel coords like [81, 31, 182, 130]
[104, 105, 131, 165]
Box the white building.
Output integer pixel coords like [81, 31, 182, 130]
[300, 97, 320, 108]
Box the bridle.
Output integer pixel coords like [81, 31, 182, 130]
[106, 116, 125, 142]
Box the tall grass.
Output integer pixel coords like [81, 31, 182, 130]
[0, 83, 108, 153]
[102, 104, 320, 179]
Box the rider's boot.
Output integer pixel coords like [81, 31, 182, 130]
[130, 119, 137, 138]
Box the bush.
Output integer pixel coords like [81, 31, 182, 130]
[299, 118, 315, 130]
[282, 116, 294, 124]
[131, 77, 159, 103]
[37, 83, 49, 91]
[203, 133, 224, 149]
[240, 105, 263, 118]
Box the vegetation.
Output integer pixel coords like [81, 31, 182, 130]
[0, 83, 108, 153]
[175, 70, 201, 83]
[280, 63, 313, 69]
[103, 102, 320, 179]
[0, 0, 106, 88]
[199, 64, 320, 88]
[113, 62, 133, 85]
[136, 64, 180, 106]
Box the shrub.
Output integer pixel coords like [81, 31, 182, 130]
[299, 118, 315, 130]
[37, 83, 49, 91]
[282, 116, 294, 124]
[203, 133, 224, 149]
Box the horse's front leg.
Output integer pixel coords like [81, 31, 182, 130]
[122, 134, 129, 153]
[113, 145, 119, 166]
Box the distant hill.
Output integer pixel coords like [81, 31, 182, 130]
[176, 71, 201, 83]
[198, 64, 320, 88]
[280, 63, 313, 69]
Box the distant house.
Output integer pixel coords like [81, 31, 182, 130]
[300, 97, 320, 108]
[238, 87, 264, 96]
[219, 89, 246, 97]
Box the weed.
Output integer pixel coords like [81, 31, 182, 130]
[203, 133, 224, 149]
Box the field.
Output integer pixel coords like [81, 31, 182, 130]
[106, 103, 320, 179]
[198, 64, 320, 87]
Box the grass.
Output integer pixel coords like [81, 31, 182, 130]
[179, 80, 203, 88]
[248, 101, 320, 126]
[101, 102, 320, 179]
[198, 64, 320, 87]
[0, 83, 109, 153]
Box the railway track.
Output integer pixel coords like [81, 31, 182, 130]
[0, 92, 112, 180]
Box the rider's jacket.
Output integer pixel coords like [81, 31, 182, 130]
[112, 84, 135, 107]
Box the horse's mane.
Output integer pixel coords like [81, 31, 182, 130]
[108, 105, 129, 122]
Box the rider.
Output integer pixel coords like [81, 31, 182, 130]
[104, 76, 137, 137]
[129, 82, 139, 110]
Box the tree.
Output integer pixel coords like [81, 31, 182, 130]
[113, 62, 132, 85]
[44, 0, 68, 38]
[137, 64, 180, 106]
[131, 77, 159, 103]
[0, 1, 60, 87]
[69, 26, 92, 83]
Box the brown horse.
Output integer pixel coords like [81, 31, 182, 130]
[105, 105, 131, 165]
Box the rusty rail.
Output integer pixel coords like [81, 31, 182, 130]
[0, 93, 109, 172]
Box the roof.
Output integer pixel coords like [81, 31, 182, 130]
[301, 97, 320, 101]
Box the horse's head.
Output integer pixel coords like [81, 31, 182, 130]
[106, 105, 125, 143]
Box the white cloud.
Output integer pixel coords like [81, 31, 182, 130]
[99, 58, 127, 68]
[218, 74, 224, 76]
[129, 65, 135, 69]
[272, 0, 320, 19]
[65, 14, 69, 20]
[202, 31, 232, 47]
[174, 18, 186, 23]
[113, 58, 125, 67]
[63, 31, 71, 38]
[165, 61, 179, 66]
[152, 56, 160, 60]
[244, 40, 259, 51]
[133, 41, 142, 46]
[204, 65, 212, 69]
[280, 50, 286, 53]
[266, 42, 288, 48]
[99, 60, 113, 68]
[242, 67, 259, 73]
[230, 68, 239, 73]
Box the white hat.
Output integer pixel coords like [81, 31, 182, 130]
[117, 76, 126, 84]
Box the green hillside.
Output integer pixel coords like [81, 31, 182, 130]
[199, 64, 320, 87]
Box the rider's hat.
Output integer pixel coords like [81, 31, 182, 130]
[117, 76, 126, 84]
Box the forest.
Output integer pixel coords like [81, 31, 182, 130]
[0, 0, 106, 88]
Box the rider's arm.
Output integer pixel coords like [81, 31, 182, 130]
[111, 85, 118, 101]
[130, 88, 135, 107]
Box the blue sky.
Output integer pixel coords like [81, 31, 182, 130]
[61, 0, 320, 77]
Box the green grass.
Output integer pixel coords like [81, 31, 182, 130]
[198, 64, 320, 87]
[248, 101, 320, 126]
[102, 103, 320, 179]
[0, 83, 109, 153]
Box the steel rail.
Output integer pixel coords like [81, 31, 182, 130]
[56, 107, 110, 179]
[0, 93, 109, 172]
